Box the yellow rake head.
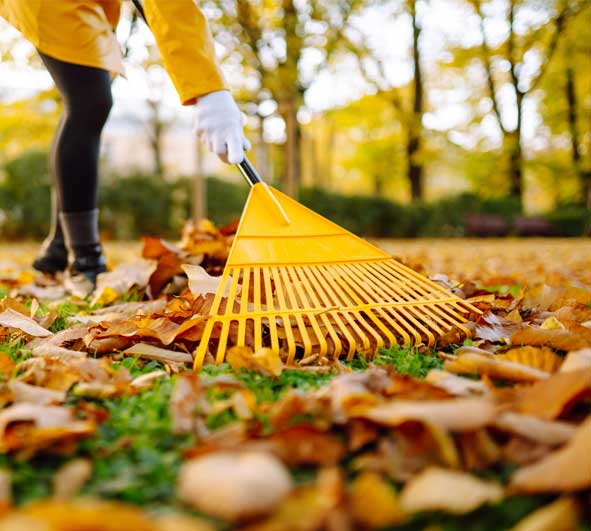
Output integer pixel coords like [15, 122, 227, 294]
[193, 160, 479, 369]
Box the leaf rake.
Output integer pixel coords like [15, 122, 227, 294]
[193, 159, 479, 369]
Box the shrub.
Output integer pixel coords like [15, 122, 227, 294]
[0, 150, 587, 239]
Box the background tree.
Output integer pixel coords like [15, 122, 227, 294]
[466, 0, 585, 209]
[345, 0, 427, 201]
[205, 0, 363, 197]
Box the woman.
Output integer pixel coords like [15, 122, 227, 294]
[0, 0, 249, 283]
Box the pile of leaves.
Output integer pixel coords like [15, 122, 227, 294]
[0, 225, 589, 530]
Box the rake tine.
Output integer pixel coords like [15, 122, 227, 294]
[271, 266, 297, 362]
[237, 266, 251, 346]
[262, 268, 280, 352]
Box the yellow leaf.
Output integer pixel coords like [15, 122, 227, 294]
[93, 286, 119, 306]
[349, 472, 406, 529]
[510, 497, 579, 531]
[540, 316, 564, 330]
[16, 271, 34, 285]
[496, 347, 563, 373]
[227, 346, 284, 376]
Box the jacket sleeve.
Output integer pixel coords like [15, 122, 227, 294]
[143, 0, 228, 105]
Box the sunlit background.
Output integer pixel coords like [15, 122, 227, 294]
[0, 0, 589, 241]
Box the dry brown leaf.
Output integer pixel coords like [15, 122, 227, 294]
[459, 429, 501, 470]
[359, 397, 496, 431]
[226, 346, 283, 377]
[122, 343, 192, 364]
[9, 380, 66, 405]
[492, 412, 577, 445]
[130, 370, 168, 390]
[349, 472, 406, 529]
[514, 368, 591, 419]
[0, 309, 52, 338]
[182, 264, 233, 298]
[0, 355, 15, 379]
[0, 403, 95, 454]
[510, 496, 580, 531]
[399, 467, 503, 514]
[177, 451, 293, 521]
[53, 459, 93, 499]
[511, 326, 590, 352]
[425, 369, 489, 396]
[510, 420, 591, 493]
[266, 425, 345, 466]
[0, 470, 10, 509]
[91, 259, 157, 306]
[560, 348, 591, 372]
[243, 468, 345, 531]
[496, 346, 563, 373]
[523, 285, 591, 312]
[445, 351, 550, 382]
[170, 374, 204, 435]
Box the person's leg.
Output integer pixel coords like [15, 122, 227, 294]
[33, 116, 68, 274]
[37, 52, 113, 283]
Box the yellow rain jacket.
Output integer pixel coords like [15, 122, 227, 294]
[0, 0, 227, 104]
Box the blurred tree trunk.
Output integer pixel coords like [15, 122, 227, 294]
[146, 98, 165, 177]
[407, 0, 424, 201]
[565, 60, 590, 207]
[210, 0, 360, 198]
[280, 97, 301, 197]
[472, 0, 580, 210]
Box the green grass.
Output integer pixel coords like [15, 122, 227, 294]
[351, 344, 443, 378]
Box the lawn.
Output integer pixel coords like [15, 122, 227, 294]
[0, 235, 589, 530]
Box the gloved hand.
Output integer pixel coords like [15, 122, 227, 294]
[193, 90, 251, 164]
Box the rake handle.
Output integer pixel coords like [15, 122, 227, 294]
[237, 158, 263, 186]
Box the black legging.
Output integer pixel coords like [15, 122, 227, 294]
[39, 53, 112, 213]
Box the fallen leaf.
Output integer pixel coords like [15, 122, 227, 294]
[425, 369, 489, 396]
[559, 348, 591, 372]
[492, 412, 577, 445]
[266, 425, 345, 466]
[182, 264, 234, 298]
[0, 403, 95, 454]
[511, 326, 590, 352]
[122, 343, 193, 364]
[130, 370, 168, 390]
[445, 350, 550, 382]
[510, 496, 580, 531]
[91, 259, 157, 306]
[359, 397, 496, 431]
[177, 451, 293, 521]
[496, 346, 563, 373]
[349, 472, 406, 529]
[510, 420, 591, 493]
[9, 380, 66, 405]
[514, 369, 591, 419]
[170, 374, 204, 435]
[227, 346, 283, 377]
[53, 459, 93, 499]
[459, 429, 501, 470]
[0, 309, 52, 338]
[399, 467, 503, 514]
[0, 470, 10, 509]
[0, 499, 159, 531]
[242, 468, 344, 531]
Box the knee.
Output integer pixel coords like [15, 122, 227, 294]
[67, 91, 113, 131]
[86, 91, 113, 129]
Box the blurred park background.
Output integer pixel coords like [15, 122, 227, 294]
[0, 0, 589, 241]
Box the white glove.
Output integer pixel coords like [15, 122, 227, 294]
[193, 90, 251, 164]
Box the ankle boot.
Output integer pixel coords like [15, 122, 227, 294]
[59, 209, 107, 286]
[33, 190, 68, 274]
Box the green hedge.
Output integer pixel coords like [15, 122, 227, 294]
[0, 149, 587, 240]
